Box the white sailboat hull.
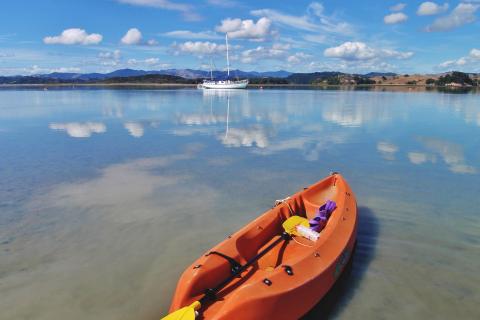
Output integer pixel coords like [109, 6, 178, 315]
[201, 79, 248, 89]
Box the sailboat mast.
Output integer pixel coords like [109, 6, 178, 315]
[225, 33, 230, 77]
[210, 58, 213, 80]
[225, 95, 230, 139]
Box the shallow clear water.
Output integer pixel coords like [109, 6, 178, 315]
[0, 88, 479, 320]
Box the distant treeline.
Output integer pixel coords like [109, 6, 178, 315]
[248, 77, 289, 84]
[0, 71, 478, 86]
[0, 74, 198, 85]
[0, 76, 79, 84]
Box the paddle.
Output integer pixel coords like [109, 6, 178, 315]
[161, 215, 308, 320]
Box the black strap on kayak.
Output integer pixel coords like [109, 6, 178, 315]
[200, 232, 291, 304]
[206, 251, 242, 275]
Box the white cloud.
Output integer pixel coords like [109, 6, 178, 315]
[145, 58, 160, 65]
[417, 2, 449, 15]
[470, 48, 480, 59]
[121, 28, 143, 45]
[390, 3, 407, 11]
[146, 39, 158, 45]
[324, 41, 413, 61]
[456, 57, 468, 65]
[425, 3, 479, 32]
[287, 52, 312, 64]
[437, 48, 480, 70]
[251, 2, 354, 35]
[49, 122, 106, 138]
[439, 57, 468, 68]
[251, 8, 317, 31]
[172, 41, 227, 56]
[116, 0, 201, 21]
[119, 28, 157, 45]
[24, 65, 82, 75]
[384, 12, 408, 24]
[43, 28, 102, 45]
[128, 58, 159, 65]
[302, 34, 328, 44]
[52, 67, 82, 73]
[124, 122, 144, 137]
[437, 48, 480, 69]
[207, 0, 239, 7]
[308, 56, 397, 73]
[163, 30, 221, 40]
[240, 43, 291, 63]
[117, 0, 189, 10]
[99, 50, 121, 60]
[381, 48, 414, 59]
[215, 17, 273, 41]
[127, 58, 169, 67]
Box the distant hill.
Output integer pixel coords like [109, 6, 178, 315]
[2, 69, 476, 87]
[370, 71, 479, 86]
[1, 68, 401, 84]
[286, 72, 345, 84]
[31, 68, 293, 81]
[0, 76, 84, 84]
[363, 72, 397, 78]
[39, 69, 159, 80]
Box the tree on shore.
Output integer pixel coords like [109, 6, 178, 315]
[435, 71, 476, 86]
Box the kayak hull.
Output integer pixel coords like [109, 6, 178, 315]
[168, 173, 357, 319]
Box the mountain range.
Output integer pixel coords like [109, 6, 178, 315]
[0, 69, 402, 83]
[36, 68, 294, 81]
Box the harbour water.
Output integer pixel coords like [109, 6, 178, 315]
[0, 88, 479, 319]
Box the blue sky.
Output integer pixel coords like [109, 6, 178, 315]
[0, 0, 479, 75]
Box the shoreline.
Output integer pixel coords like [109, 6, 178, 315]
[0, 83, 476, 88]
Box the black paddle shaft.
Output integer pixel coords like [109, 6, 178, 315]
[200, 231, 290, 304]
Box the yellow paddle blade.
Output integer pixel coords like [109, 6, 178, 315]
[161, 301, 201, 320]
[282, 216, 309, 236]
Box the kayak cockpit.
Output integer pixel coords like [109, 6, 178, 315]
[168, 174, 356, 320]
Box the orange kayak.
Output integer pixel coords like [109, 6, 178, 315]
[168, 173, 357, 319]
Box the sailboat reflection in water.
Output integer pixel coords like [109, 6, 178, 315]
[199, 33, 249, 90]
[201, 89, 268, 149]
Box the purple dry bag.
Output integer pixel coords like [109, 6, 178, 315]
[309, 200, 337, 232]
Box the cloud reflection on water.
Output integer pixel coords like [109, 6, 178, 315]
[29, 154, 197, 223]
[171, 90, 357, 160]
[436, 93, 480, 127]
[377, 142, 399, 161]
[177, 113, 228, 125]
[407, 152, 437, 165]
[2, 89, 480, 320]
[221, 126, 269, 148]
[417, 136, 476, 174]
[124, 121, 144, 137]
[49, 122, 106, 138]
[1, 149, 221, 320]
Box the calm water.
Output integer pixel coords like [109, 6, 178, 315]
[0, 88, 479, 320]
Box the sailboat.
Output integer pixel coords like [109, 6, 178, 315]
[200, 34, 249, 89]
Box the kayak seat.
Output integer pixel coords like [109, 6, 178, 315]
[235, 205, 289, 263]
